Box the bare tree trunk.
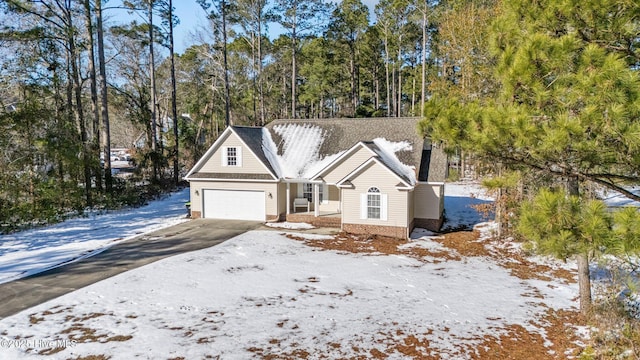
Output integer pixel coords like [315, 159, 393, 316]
[168, 0, 179, 186]
[251, 31, 257, 124]
[350, 44, 357, 116]
[375, 65, 379, 110]
[577, 252, 592, 316]
[282, 71, 288, 118]
[96, 0, 112, 193]
[258, 14, 265, 126]
[411, 76, 415, 115]
[84, 0, 102, 192]
[291, 24, 297, 119]
[148, 0, 159, 181]
[421, 3, 427, 116]
[566, 175, 592, 316]
[222, 0, 231, 126]
[383, 33, 391, 117]
[397, 44, 402, 117]
[66, 7, 92, 205]
[391, 64, 396, 117]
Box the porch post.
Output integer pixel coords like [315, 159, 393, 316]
[313, 183, 320, 217]
[286, 182, 290, 215]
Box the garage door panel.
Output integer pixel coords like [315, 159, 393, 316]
[203, 189, 265, 221]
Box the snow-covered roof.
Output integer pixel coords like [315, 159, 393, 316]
[187, 118, 447, 184]
[259, 123, 416, 183]
[263, 118, 445, 183]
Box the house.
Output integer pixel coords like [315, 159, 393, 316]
[184, 118, 447, 238]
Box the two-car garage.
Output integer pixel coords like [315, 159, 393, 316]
[202, 189, 266, 221]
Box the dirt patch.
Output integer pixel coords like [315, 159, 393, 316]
[71, 356, 111, 360]
[430, 230, 576, 284]
[288, 230, 576, 285]
[388, 333, 439, 359]
[38, 346, 65, 355]
[60, 324, 132, 344]
[247, 346, 310, 360]
[29, 314, 44, 324]
[286, 232, 458, 262]
[436, 230, 488, 257]
[468, 308, 584, 360]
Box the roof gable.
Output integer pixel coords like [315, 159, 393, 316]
[309, 142, 377, 181]
[185, 126, 278, 180]
[232, 126, 279, 178]
[336, 157, 413, 189]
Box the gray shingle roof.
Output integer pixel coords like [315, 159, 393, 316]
[265, 118, 447, 182]
[360, 141, 414, 186]
[231, 126, 278, 178]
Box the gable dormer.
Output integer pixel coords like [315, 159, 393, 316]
[185, 126, 278, 181]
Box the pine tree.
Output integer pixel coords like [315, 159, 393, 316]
[518, 189, 612, 314]
[422, 0, 640, 315]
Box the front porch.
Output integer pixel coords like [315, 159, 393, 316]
[285, 211, 341, 228]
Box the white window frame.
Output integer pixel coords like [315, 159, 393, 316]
[298, 183, 327, 204]
[221, 146, 242, 167]
[302, 183, 313, 202]
[367, 187, 381, 219]
[360, 187, 388, 221]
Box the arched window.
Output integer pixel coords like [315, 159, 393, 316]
[367, 187, 381, 219]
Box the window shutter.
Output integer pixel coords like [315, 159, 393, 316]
[236, 147, 243, 167]
[221, 146, 228, 167]
[380, 194, 388, 221]
[360, 193, 367, 219]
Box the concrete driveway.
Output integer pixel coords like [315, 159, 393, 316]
[0, 219, 261, 320]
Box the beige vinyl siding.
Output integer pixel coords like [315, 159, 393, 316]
[277, 182, 287, 216]
[288, 183, 300, 212]
[408, 189, 415, 224]
[414, 183, 443, 219]
[189, 181, 279, 217]
[199, 132, 271, 175]
[322, 146, 374, 184]
[318, 185, 340, 213]
[342, 162, 410, 227]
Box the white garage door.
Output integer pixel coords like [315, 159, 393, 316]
[203, 189, 265, 221]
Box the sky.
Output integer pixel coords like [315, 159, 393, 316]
[109, 0, 380, 54]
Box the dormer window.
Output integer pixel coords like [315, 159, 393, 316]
[222, 146, 242, 167]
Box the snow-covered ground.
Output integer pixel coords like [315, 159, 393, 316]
[0, 226, 578, 359]
[0, 180, 486, 287]
[0, 181, 583, 359]
[264, 222, 315, 230]
[0, 189, 190, 285]
[442, 181, 494, 230]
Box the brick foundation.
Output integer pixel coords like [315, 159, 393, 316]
[267, 214, 284, 222]
[285, 214, 341, 228]
[414, 217, 443, 232]
[191, 210, 202, 219]
[342, 223, 408, 239]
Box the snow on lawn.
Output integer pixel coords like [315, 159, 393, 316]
[0, 188, 190, 285]
[443, 181, 494, 230]
[264, 222, 315, 230]
[0, 228, 579, 359]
